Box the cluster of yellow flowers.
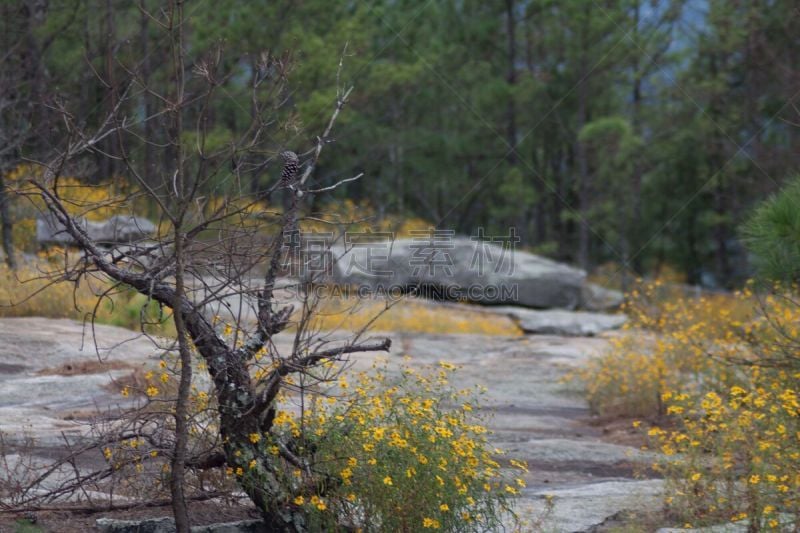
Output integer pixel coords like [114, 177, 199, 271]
[575, 280, 752, 417]
[645, 363, 800, 529]
[3, 164, 146, 251]
[581, 278, 800, 529]
[299, 198, 431, 238]
[0, 260, 102, 319]
[259, 359, 525, 531]
[111, 320, 524, 530]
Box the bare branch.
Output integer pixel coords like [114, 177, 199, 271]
[298, 86, 354, 186]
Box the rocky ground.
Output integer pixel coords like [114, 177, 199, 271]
[0, 303, 662, 532]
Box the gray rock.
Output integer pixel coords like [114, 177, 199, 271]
[37, 212, 155, 247]
[96, 517, 267, 533]
[36, 212, 89, 246]
[582, 283, 625, 311]
[492, 306, 627, 336]
[96, 517, 176, 533]
[656, 526, 748, 533]
[92, 215, 156, 244]
[0, 317, 161, 446]
[516, 437, 648, 464]
[3, 316, 658, 531]
[527, 479, 664, 532]
[328, 238, 622, 310]
[192, 521, 267, 533]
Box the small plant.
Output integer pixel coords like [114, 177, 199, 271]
[13, 519, 43, 533]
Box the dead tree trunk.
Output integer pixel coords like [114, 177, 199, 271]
[33, 76, 388, 528]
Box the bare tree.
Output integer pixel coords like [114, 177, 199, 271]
[16, 3, 389, 530]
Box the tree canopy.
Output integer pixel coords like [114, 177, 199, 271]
[2, 0, 799, 287]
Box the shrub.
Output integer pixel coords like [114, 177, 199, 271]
[294, 360, 523, 531]
[104, 344, 525, 531]
[647, 369, 800, 530]
[574, 279, 748, 418]
[742, 176, 800, 283]
[578, 279, 800, 529]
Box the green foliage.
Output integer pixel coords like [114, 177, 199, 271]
[99, 291, 173, 335]
[578, 116, 633, 147]
[742, 176, 800, 283]
[5, 0, 800, 282]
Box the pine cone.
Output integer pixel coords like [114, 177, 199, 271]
[279, 150, 299, 187]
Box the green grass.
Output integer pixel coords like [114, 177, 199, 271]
[14, 520, 44, 533]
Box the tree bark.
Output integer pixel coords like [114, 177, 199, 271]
[575, 4, 592, 271]
[167, 3, 190, 530]
[140, 3, 157, 193]
[505, 0, 518, 165]
[576, 66, 590, 270]
[0, 171, 15, 270]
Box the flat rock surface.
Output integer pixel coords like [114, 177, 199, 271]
[490, 306, 628, 336]
[0, 313, 659, 532]
[0, 317, 160, 444]
[526, 479, 663, 532]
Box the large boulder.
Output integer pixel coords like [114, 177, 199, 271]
[328, 237, 622, 310]
[91, 214, 157, 244]
[37, 212, 155, 247]
[36, 211, 88, 246]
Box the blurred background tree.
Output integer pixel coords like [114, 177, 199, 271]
[742, 176, 800, 284]
[2, 0, 799, 288]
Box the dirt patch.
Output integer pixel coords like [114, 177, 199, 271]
[0, 362, 28, 374]
[37, 360, 136, 377]
[587, 416, 649, 449]
[586, 509, 669, 532]
[588, 414, 678, 450]
[99, 367, 149, 396]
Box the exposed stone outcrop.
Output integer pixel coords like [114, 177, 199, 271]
[491, 306, 627, 336]
[329, 237, 622, 310]
[37, 213, 155, 247]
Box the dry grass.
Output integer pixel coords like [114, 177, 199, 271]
[0, 259, 99, 319]
[310, 297, 521, 336]
[0, 259, 174, 335]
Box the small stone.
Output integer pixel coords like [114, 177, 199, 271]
[490, 306, 627, 336]
[95, 517, 268, 533]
